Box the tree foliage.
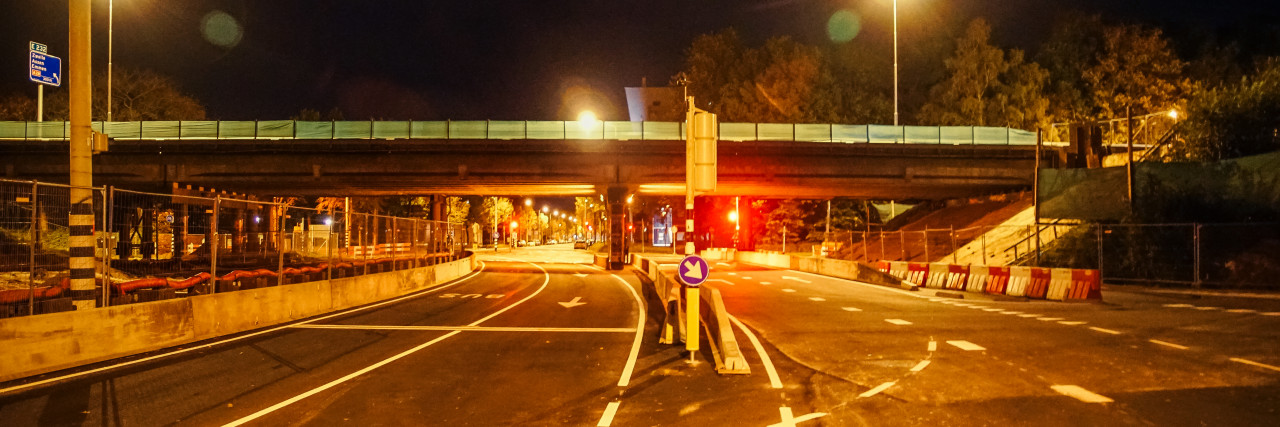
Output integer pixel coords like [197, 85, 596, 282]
[918, 19, 1051, 131]
[1171, 59, 1280, 160]
[0, 68, 205, 121]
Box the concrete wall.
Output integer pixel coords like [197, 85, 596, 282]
[735, 251, 909, 290]
[0, 255, 477, 383]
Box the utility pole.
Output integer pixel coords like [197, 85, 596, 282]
[68, 0, 96, 310]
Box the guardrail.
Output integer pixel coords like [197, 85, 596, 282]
[0, 120, 1039, 145]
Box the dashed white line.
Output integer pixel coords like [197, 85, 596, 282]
[1226, 309, 1256, 314]
[1001, 311, 1023, 315]
[859, 381, 896, 398]
[841, 307, 862, 312]
[885, 319, 913, 326]
[742, 276, 753, 280]
[1051, 385, 1113, 403]
[727, 272, 737, 276]
[782, 288, 797, 293]
[1230, 357, 1280, 373]
[597, 401, 621, 426]
[716, 262, 733, 267]
[947, 340, 986, 351]
[1262, 312, 1280, 316]
[910, 360, 931, 372]
[982, 308, 1004, 312]
[1018, 314, 1042, 318]
[1163, 303, 1194, 308]
[759, 281, 772, 285]
[809, 297, 826, 302]
[1195, 306, 1222, 311]
[1059, 321, 1087, 325]
[928, 341, 937, 352]
[1089, 327, 1121, 335]
[1149, 339, 1189, 350]
[1036, 317, 1064, 321]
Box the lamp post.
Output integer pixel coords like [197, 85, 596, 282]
[107, 0, 114, 123]
[892, 0, 899, 127]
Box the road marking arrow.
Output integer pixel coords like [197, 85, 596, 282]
[558, 297, 586, 308]
[781, 276, 811, 284]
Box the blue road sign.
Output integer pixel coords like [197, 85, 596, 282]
[29, 42, 61, 87]
[677, 254, 709, 287]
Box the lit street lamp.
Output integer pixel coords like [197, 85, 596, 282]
[892, 0, 900, 127]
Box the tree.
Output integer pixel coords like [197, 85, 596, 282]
[1170, 59, 1280, 160]
[474, 197, 513, 243]
[1038, 13, 1106, 123]
[753, 199, 816, 246]
[0, 95, 37, 120]
[918, 19, 1051, 130]
[1084, 24, 1189, 121]
[9, 68, 206, 121]
[678, 30, 830, 123]
[446, 197, 470, 224]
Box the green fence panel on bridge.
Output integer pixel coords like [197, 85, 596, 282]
[217, 121, 254, 139]
[757, 123, 794, 141]
[143, 121, 181, 139]
[832, 124, 869, 143]
[940, 126, 974, 145]
[373, 121, 411, 139]
[796, 124, 832, 142]
[1010, 128, 1036, 145]
[526, 121, 564, 139]
[335, 121, 372, 139]
[974, 127, 1010, 145]
[486, 121, 525, 139]
[642, 121, 682, 140]
[257, 120, 293, 139]
[180, 121, 219, 139]
[719, 123, 755, 141]
[606, 121, 644, 140]
[904, 126, 941, 144]
[448, 121, 487, 139]
[868, 125, 902, 143]
[411, 121, 447, 139]
[296, 121, 333, 139]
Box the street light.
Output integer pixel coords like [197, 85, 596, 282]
[892, 0, 900, 127]
[107, 0, 115, 122]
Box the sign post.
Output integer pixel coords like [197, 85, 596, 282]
[28, 41, 62, 123]
[677, 254, 709, 362]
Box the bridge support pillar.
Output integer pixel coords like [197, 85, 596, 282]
[606, 187, 630, 270]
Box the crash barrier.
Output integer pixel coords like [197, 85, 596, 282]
[347, 243, 413, 257]
[0, 252, 477, 383]
[905, 262, 929, 286]
[699, 248, 737, 261]
[632, 254, 749, 374]
[968, 266, 1010, 294]
[867, 262, 1101, 301]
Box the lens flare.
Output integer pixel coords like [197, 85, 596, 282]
[827, 10, 861, 44]
[201, 11, 243, 48]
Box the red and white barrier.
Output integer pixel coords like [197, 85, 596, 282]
[1067, 269, 1102, 300]
[905, 262, 930, 286]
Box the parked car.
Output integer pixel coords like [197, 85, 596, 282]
[547, 239, 557, 245]
[573, 240, 588, 249]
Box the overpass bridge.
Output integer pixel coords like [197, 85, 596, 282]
[0, 120, 1047, 199]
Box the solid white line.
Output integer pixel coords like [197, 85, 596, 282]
[601, 268, 647, 388]
[1051, 385, 1113, 403]
[841, 307, 862, 312]
[928, 341, 937, 352]
[785, 269, 928, 299]
[292, 325, 636, 333]
[884, 319, 913, 326]
[947, 340, 986, 351]
[0, 263, 488, 397]
[729, 315, 783, 389]
[1059, 321, 1087, 326]
[1089, 327, 1121, 335]
[859, 381, 896, 398]
[1149, 339, 1188, 350]
[1037, 317, 1064, 321]
[1230, 357, 1280, 373]
[809, 297, 826, 302]
[910, 360, 931, 372]
[597, 401, 621, 426]
[224, 260, 549, 427]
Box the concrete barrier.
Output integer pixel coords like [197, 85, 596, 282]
[632, 254, 749, 375]
[0, 254, 477, 383]
[1046, 268, 1074, 301]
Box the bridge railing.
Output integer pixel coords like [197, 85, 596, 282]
[0, 120, 1039, 145]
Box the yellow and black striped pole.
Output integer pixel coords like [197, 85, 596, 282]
[68, 0, 96, 310]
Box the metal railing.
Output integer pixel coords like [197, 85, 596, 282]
[0, 178, 468, 318]
[0, 120, 1039, 145]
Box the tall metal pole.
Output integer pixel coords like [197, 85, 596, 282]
[685, 96, 696, 255]
[893, 0, 900, 127]
[107, 0, 113, 123]
[1127, 106, 1135, 211]
[69, 0, 97, 310]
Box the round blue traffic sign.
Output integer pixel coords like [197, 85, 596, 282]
[678, 254, 709, 287]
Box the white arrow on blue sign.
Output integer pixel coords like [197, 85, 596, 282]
[29, 42, 61, 87]
[678, 254, 709, 287]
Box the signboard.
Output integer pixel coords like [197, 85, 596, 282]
[29, 41, 61, 87]
[677, 254, 709, 287]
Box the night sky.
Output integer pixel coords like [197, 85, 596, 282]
[2, 0, 1274, 121]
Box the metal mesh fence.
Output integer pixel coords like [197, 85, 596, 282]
[0, 178, 467, 318]
[813, 222, 1277, 289]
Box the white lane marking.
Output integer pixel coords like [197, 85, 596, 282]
[597, 401, 621, 426]
[706, 279, 735, 286]
[1261, 312, 1280, 316]
[559, 296, 587, 308]
[782, 288, 797, 293]
[928, 341, 937, 352]
[601, 268, 648, 388]
[1051, 385, 1113, 403]
[760, 281, 773, 285]
[1001, 311, 1023, 315]
[1089, 327, 1122, 335]
[781, 276, 812, 284]
[769, 407, 827, 427]
[809, 297, 826, 302]
[1195, 306, 1222, 311]
[859, 382, 896, 398]
[841, 307, 862, 312]
[947, 340, 986, 351]
[742, 276, 753, 280]
[0, 262, 489, 397]
[716, 262, 733, 267]
[967, 306, 985, 309]
[1163, 303, 1194, 308]
[224, 261, 551, 427]
[293, 325, 635, 333]
[1036, 317, 1064, 321]
[1018, 314, 1042, 318]
[910, 360, 931, 372]
[953, 303, 974, 307]
[1226, 309, 1256, 313]
[982, 308, 1004, 312]
[573, 273, 589, 278]
[884, 319, 913, 326]
[728, 272, 738, 276]
[786, 269, 929, 299]
[1059, 321, 1088, 326]
[1149, 339, 1189, 350]
[1230, 357, 1280, 373]
[729, 315, 783, 389]
[928, 298, 944, 302]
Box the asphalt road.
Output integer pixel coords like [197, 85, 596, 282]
[1, 246, 1278, 426]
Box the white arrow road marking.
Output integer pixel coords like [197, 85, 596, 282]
[781, 276, 812, 284]
[559, 296, 587, 308]
[1051, 385, 1113, 403]
[682, 260, 704, 279]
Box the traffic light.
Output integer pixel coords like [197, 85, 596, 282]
[688, 111, 717, 193]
